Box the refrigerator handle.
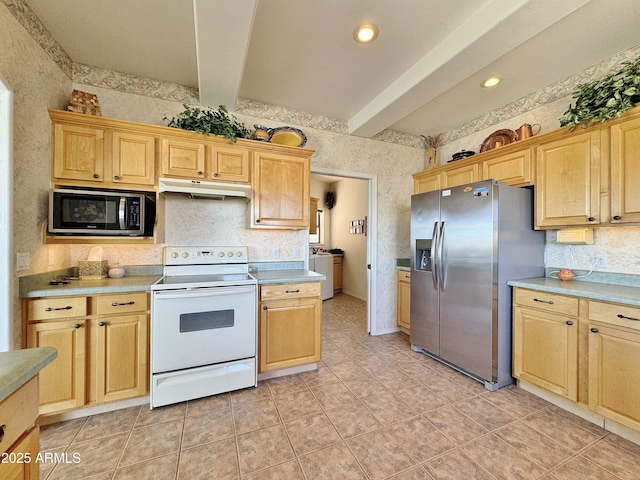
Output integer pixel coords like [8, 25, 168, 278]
[438, 221, 446, 292]
[430, 221, 439, 289]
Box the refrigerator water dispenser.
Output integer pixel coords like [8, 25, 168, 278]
[415, 239, 432, 271]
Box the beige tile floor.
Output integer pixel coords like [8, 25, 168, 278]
[39, 293, 640, 480]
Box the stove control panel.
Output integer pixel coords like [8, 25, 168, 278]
[163, 246, 248, 265]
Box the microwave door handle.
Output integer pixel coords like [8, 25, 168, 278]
[118, 197, 126, 230]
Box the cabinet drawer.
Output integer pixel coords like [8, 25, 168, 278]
[95, 292, 148, 315]
[260, 282, 321, 301]
[0, 377, 37, 454]
[589, 300, 640, 331]
[396, 270, 411, 283]
[514, 289, 578, 316]
[27, 296, 87, 320]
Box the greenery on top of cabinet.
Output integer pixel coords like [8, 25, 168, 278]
[560, 56, 640, 130]
[163, 104, 250, 142]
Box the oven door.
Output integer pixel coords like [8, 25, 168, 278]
[151, 284, 257, 373]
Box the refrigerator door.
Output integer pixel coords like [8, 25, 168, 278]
[438, 180, 495, 381]
[410, 190, 440, 355]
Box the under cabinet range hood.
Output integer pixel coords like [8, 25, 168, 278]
[159, 177, 252, 200]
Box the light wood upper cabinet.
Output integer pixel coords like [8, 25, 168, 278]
[160, 136, 206, 179]
[535, 130, 601, 229]
[413, 170, 440, 194]
[251, 150, 311, 229]
[441, 163, 479, 188]
[209, 145, 250, 182]
[53, 122, 105, 183]
[111, 131, 155, 185]
[481, 148, 533, 186]
[610, 116, 640, 224]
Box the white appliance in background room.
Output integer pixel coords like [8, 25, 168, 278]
[309, 254, 333, 300]
[410, 180, 545, 391]
[150, 246, 257, 408]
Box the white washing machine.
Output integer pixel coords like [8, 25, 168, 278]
[309, 254, 334, 300]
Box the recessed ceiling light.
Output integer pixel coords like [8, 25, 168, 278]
[354, 24, 378, 44]
[481, 76, 503, 88]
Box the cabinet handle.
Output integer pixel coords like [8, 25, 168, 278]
[533, 298, 554, 305]
[74, 323, 81, 329]
[565, 320, 573, 326]
[590, 327, 599, 333]
[613, 215, 622, 220]
[263, 306, 268, 310]
[285, 290, 300, 294]
[617, 313, 640, 322]
[93, 173, 99, 179]
[45, 305, 73, 312]
[0, 424, 5, 443]
[197, 171, 203, 176]
[99, 321, 106, 327]
[404, 275, 410, 279]
[588, 217, 596, 222]
[213, 172, 219, 177]
[256, 219, 261, 223]
[113, 175, 120, 181]
[112, 301, 135, 307]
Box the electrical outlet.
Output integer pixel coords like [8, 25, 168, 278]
[272, 248, 280, 259]
[16, 252, 30, 271]
[595, 253, 608, 268]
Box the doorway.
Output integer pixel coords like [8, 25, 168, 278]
[310, 167, 377, 335]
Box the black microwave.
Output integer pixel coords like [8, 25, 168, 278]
[49, 189, 155, 236]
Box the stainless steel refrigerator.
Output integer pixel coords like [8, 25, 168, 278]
[410, 179, 544, 390]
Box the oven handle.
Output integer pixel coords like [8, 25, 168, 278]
[152, 285, 256, 300]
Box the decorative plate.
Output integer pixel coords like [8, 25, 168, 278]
[480, 129, 517, 152]
[269, 127, 307, 147]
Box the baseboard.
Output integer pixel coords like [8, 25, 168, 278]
[37, 395, 150, 426]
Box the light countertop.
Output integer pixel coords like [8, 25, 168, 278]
[252, 269, 325, 284]
[0, 347, 57, 403]
[507, 277, 640, 307]
[22, 275, 162, 298]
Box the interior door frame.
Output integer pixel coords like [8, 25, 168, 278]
[0, 75, 13, 351]
[310, 166, 377, 335]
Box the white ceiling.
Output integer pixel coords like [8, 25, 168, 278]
[25, 0, 640, 138]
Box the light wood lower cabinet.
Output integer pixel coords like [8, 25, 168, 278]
[512, 289, 579, 401]
[259, 282, 322, 372]
[25, 292, 149, 415]
[588, 300, 640, 431]
[396, 270, 411, 332]
[513, 287, 640, 433]
[333, 256, 343, 294]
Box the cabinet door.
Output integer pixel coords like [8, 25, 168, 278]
[481, 148, 533, 186]
[513, 306, 578, 400]
[414, 171, 440, 193]
[259, 297, 321, 372]
[210, 145, 250, 183]
[0, 427, 39, 480]
[309, 197, 319, 234]
[396, 271, 411, 330]
[441, 163, 479, 188]
[251, 152, 310, 228]
[95, 314, 148, 403]
[111, 131, 155, 185]
[610, 116, 640, 223]
[588, 322, 640, 431]
[535, 131, 601, 228]
[333, 256, 343, 294]
[27, 321, 86, 414]
[160, 137, 206, 178]
[53, 123, 104, 182]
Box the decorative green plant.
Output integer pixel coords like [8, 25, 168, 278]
[163, 104, 250, 142]
[560, 56, 640, 130]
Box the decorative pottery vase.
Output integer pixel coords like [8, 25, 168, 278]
[557, 269, 574, 281]
[251, 124, 271, 142]
[108, 264, 125, 279]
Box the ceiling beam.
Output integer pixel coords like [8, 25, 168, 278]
[348, 0, 592, 137]
[194, 0, 257, 108]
